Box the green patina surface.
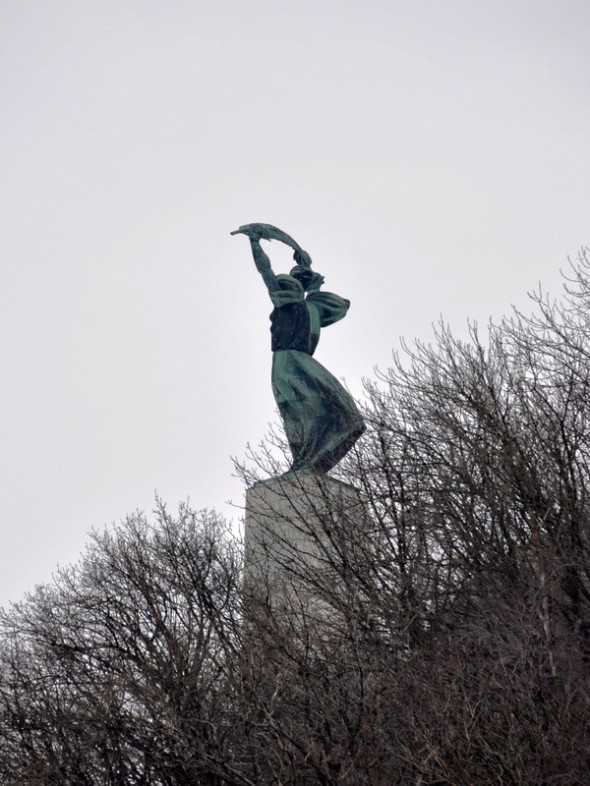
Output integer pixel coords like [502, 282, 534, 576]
[233, 223, 365, 474]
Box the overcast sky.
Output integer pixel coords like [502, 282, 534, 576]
[1, 0, 589, 607]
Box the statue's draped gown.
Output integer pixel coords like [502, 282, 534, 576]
[268, 276, 365, 473]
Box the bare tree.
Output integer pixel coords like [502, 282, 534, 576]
[0, 503, 246, 785]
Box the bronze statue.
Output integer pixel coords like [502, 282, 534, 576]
[232, 223, 365, 474]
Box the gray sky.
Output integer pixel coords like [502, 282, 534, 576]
[1, 0, 589, 607]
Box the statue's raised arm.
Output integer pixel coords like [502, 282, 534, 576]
[249, 237, 279, 294]
[232, 223, 365, 475]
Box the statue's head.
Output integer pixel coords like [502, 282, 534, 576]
[289, 265, 314, 289]
[290, 265, 325, 292]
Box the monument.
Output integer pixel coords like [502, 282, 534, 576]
[232, 224, 366, 621]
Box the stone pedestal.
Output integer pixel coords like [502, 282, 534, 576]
[244, 473, 362, 626]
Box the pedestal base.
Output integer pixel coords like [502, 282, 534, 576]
[244, 472, 362, 625]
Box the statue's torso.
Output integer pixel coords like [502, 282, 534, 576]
[270, 301, 310, 353]
[270, 300, 321, 355]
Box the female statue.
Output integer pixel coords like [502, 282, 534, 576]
[233, 224, 365, 474]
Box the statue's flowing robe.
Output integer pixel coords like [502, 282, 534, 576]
[269, 279, 365, 473]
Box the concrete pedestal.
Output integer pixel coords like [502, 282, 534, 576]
[244, 472, 362, 625]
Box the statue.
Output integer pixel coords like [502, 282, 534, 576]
[232, 223, 365, 474]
